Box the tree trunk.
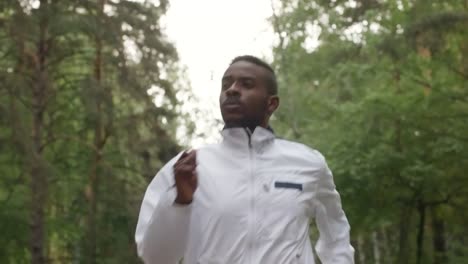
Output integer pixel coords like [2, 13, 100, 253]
[372, 231, 381, 264]
[86, 1, 106, 263]
[416, 201, 426, 264]
[380, 226, 390, 264]
[394, 68, 410, 264]
[357, 234, 366, 264]
[30, 1, 49, 263]
[30, 121, 47, 264]
[398, 208, 411, 264]
[431, 207, 447, 263]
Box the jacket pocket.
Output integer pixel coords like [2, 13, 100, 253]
[274, 181, 303, 191]
[258, 178, 305, 242]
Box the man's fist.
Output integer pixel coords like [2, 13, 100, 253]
[173, 150, 197, 204]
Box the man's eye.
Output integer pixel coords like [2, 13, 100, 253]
[242, 80, 253, 88]
[221, 82, 231, 90]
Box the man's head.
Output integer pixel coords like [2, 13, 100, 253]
[219, 55, 279, 130]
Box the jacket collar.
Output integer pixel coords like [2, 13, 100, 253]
[221, 126, 276, 149]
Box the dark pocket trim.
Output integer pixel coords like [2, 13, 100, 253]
[274, 181, 303, 191]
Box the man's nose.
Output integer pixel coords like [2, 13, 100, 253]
[226, 82, 241, 96]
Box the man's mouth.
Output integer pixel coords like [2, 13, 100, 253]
[222, 100, 242, 112]
[223, 104, 241, 111]
[223, 102, 241, 106]
[222, 98, 242, 106]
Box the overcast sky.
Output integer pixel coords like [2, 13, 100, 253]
[164, 0, 275, 146]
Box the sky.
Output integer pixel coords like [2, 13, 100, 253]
[164, 0, 275, 146]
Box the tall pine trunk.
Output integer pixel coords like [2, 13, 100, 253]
[380, 226, 390, 264]
[86, 0, 107, 263]
[357, 235, 366, 264]
[30, 1, 49, 263]
[372, 231, 381, 264]
[431, 207, 447, 263]
[393, 69, 410, 264]
[398, 208, 412, 264]
[416, 201, 426, 264]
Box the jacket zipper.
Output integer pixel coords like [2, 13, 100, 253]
[245, 128, 254, 264]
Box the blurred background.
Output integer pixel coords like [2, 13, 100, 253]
[1, 0, 467, 263]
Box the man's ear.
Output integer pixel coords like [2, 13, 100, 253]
[267, 95, 279, 116]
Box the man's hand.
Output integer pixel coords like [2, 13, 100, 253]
[173, 150, 197, 204]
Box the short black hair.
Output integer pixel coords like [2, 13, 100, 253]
[230, 55, 278, 95]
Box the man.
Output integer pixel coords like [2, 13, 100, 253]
[135, 55, 355, 264]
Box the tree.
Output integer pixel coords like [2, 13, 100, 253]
[269, 0, 468, 263]
[0, 0, 191, 263]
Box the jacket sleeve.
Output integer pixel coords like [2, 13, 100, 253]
[135, 154, 192, 264]
[313, 159, 355, 264]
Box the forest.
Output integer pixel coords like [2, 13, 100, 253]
[1, 0, 467, 263]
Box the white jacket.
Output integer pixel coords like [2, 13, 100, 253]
[135, 127, 355, 264]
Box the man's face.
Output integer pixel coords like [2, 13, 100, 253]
[219, 61, 278, 128]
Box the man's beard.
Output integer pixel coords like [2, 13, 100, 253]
[222, 102, 268, 131]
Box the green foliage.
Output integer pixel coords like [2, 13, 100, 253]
[270, 0, 468, 263]
[0, 0, 192, 263]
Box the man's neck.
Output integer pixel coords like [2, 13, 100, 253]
[223, 124, 274, 134]
[224, 123, 261, 130]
